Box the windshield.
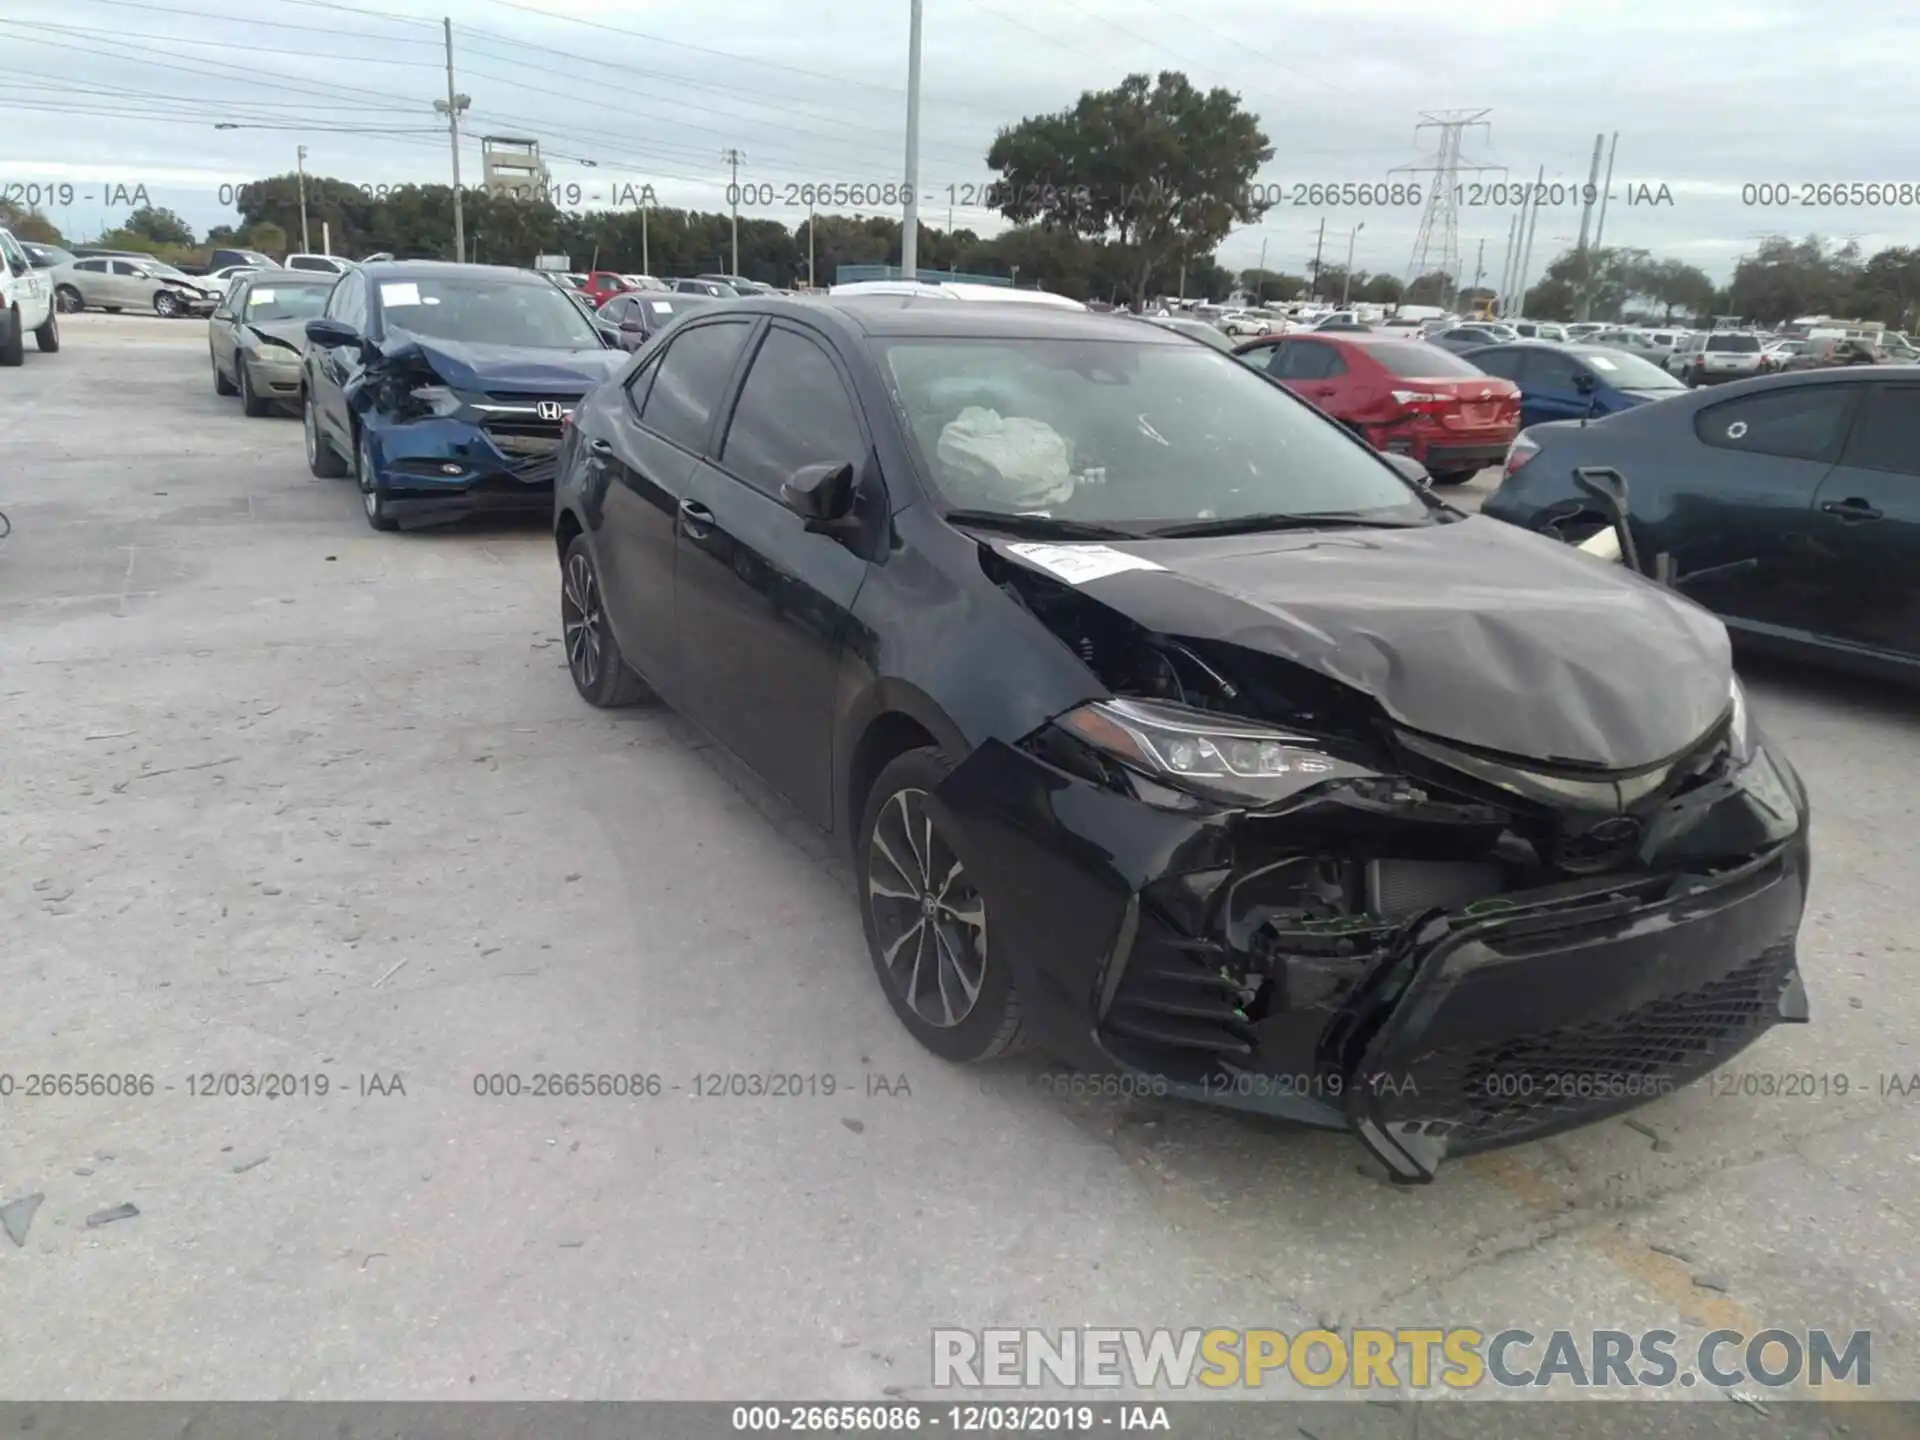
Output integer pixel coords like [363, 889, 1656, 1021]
[242, 281, 335, 321]
[1583, 350, 1682, 389]
[1368, 342, 1484, 377]
[1706, 335, 1761, 352]
[374, 275, 604, 348]
[877, 336, 1428, 527]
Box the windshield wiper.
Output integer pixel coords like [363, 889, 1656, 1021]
[1142, 510, 1432, 539]
[941, 509, 1139, 540]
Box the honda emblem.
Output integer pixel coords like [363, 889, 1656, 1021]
[537, 401, 565, 422]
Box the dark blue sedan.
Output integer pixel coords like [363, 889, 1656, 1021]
[1462, 340, 1684, 430]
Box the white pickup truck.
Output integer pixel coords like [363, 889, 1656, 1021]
[0, 226, 59, 365]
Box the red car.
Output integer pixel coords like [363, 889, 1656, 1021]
[1234, 331, 1521, 484]
[575, 270, 634, 306]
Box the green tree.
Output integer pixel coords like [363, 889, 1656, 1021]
[1239, 268, 1304, 304]
[247, 220, 289, 257]
[0, 198, 65, 244]
[125, 205, 196, 247]
[1354, 273, 1403, 305]
[986, 71, 1273, 302]
[1402, 270, 1456, 305]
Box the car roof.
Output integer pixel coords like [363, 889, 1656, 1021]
[828, 279, 1085, 309]
[721, 294, 1185, 343]
[358, 260, 550, 284]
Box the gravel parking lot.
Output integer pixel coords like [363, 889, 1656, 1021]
[4, 313, 1918, 1406]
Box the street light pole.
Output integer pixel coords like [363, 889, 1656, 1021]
[641, 198, 650, 277]
[1342, 222, 1364, 306]
[901, 0, 923, 278]
[434, 18, 469, 263]
[807, 201, 816, 289]
[722, 147, 743, 275]
[296, 144, 310, 253]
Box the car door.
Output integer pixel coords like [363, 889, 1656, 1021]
[1, 232, 49, 326]
[1673, 380, 1864, 633]
[1515, 347, 1588, 427]
[597, 316, 756, 694]
[1801, 381, 1920, 659]
[209, 279, 246, 381]
[310, 271, 368, 452]
[107, 259, 148, 308]
[673, 321, 876, 827]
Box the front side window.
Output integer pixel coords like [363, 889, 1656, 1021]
[877, 336, 1428, 526]
[720, 327, 867, 497]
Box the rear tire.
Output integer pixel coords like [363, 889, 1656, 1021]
[303, 390, 349, 478]
[560, 534, 654, 706]
[857, 746, 1027, 1064]
[0, 308, 23, 367]
[32, 308, 57, 352]
[1428, 469, 1478, 486]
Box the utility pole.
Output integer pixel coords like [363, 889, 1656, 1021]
[901, 0, 923, 278]
[722, 147, 744, 276]
[295, 145, 311, 254]
[1573, 131, 1605, 322]
[641, 197, 650, 276]
[807, 201, 815, 289]
[1496, 210, 1518, 313]
[433, 19, 469, 263]
[1583, 131, 1620, 321]
[1310, 216, 1326, 300]
[1471, 237, 1485, 306]
[1512, 164, 1546, 316]
[1341, 222, 1364, 305]
[1393, 109, 1502, 294]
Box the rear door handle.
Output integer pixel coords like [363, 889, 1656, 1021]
[678, 498, 715, 535]
[1821, 498, 1884, 522]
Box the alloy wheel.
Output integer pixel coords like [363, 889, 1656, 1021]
[866, 788, 987, 1028]
[561, 552, 604, 689]
[359, 437, 380, 518]
[303, 397, 318, 467]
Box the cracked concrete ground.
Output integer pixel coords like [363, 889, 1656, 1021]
[2, 313, 1917, 1409]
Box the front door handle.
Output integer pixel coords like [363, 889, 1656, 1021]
[588, 437, 614, 456]
[1821, 497, 1884, 522]
[678, 498, 715, 536]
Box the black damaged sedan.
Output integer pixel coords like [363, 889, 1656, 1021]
[552, 295, 1811, 1183]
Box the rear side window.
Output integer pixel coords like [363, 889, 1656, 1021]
[1366, 342, 1483, 378]
[1706, 335, 1760, 352]
[1693, 385, 1856, 461]
[1465, 348, 1523, 381]
[639, 319, 753, 452]
[1275, 342, 1345, 379]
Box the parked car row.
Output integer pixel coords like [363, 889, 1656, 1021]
[182, 257, 1864, 1182]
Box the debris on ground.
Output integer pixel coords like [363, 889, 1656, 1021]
[1, 1193, 45, 1247]
[85, 1202, 140, 1228]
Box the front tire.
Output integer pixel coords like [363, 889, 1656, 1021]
[559, 534, 654, 706]
[1428, 469, 1478, 486]
[857, 747, 1026, 1063]
[239, 359, 270, 417]
[303, 390, 348, 477]
[153, 291, 180, 319]
[0, 308, 23, 367]
[213, 348, 237, 396]
[55, 285, 81, 313]
[33, 307, 57, 352]
[356, 429, 398, 531]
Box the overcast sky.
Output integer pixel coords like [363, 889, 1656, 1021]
[2, 0, 1912, 282]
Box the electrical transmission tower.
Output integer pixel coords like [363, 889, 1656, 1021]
[1391, 110, 1503, 294]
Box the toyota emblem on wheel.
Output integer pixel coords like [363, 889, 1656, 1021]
[538, 401, 565, 421]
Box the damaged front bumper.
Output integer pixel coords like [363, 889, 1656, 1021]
[933, 734, 1810, 1184]
[365, 417, 561, 526]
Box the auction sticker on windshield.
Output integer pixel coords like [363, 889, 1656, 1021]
[247, 289, 276, 305]
[380, 282, 422, 306]
[1005, 543, 1167, 585]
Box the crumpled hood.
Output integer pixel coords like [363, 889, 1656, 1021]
[383, 333, 624, 392]
[243, 318, 309, 353]
[995, 515, 1733, 770]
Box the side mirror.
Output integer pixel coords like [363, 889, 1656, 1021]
[1573, 372, 1597, 395]
[780, 461, 856, 528]
[305, 318, 362, 350]
[1380, 451, 1431, 487]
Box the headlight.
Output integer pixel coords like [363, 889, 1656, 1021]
[1054, 698, 1372, 803]
[1726, 674, 1753, 763]
[409, 385, 464, 417]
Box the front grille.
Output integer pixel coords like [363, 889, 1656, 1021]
[483, 390, 586, 406]
[1383, 939, 1796, 1150]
